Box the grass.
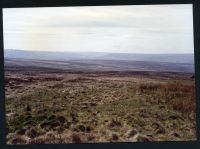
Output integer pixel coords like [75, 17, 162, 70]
[5, 71, 196, 144]
[138, 82, 195, 113]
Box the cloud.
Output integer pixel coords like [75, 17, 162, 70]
[3, 4, 194, 53]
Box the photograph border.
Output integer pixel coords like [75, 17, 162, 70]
[0, 0, 200, 149]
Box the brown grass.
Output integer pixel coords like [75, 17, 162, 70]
[5, 71, 196, 143]
[139, 82, 195, 113]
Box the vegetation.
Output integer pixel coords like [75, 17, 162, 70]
[5, 71, 196, 144]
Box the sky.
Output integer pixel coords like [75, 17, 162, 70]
[3, 4, 194, 54]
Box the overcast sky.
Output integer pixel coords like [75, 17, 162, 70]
[3, 4, 194, 54]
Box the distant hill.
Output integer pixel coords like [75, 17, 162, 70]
[4, 49, 194, 64]
[4, 49, 194, 73]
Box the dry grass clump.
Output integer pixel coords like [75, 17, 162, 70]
[171, 95, 195, 113]
[28, 137, 46, 144]
[7, 130, 72, 144]
[28, 131, 64, 144]
[7, 134, 28, 144]
[108, 118, 122, 128]
[25, 128, 40, 138]
[42, 77, 63, 81]
[71, 133, 82, 143]
[67, 77, 94, 83]
[138, 82, 195, 114]
[139, 83, 161, 92]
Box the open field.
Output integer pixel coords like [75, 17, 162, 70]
[3, 4, 195, 144]
[5, 60, 196, 144]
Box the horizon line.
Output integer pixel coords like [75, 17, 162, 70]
[5, 49, 194, 55]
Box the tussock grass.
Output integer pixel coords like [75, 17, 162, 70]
[5, 71, 196, 144]
[138, 82, 195, 113]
